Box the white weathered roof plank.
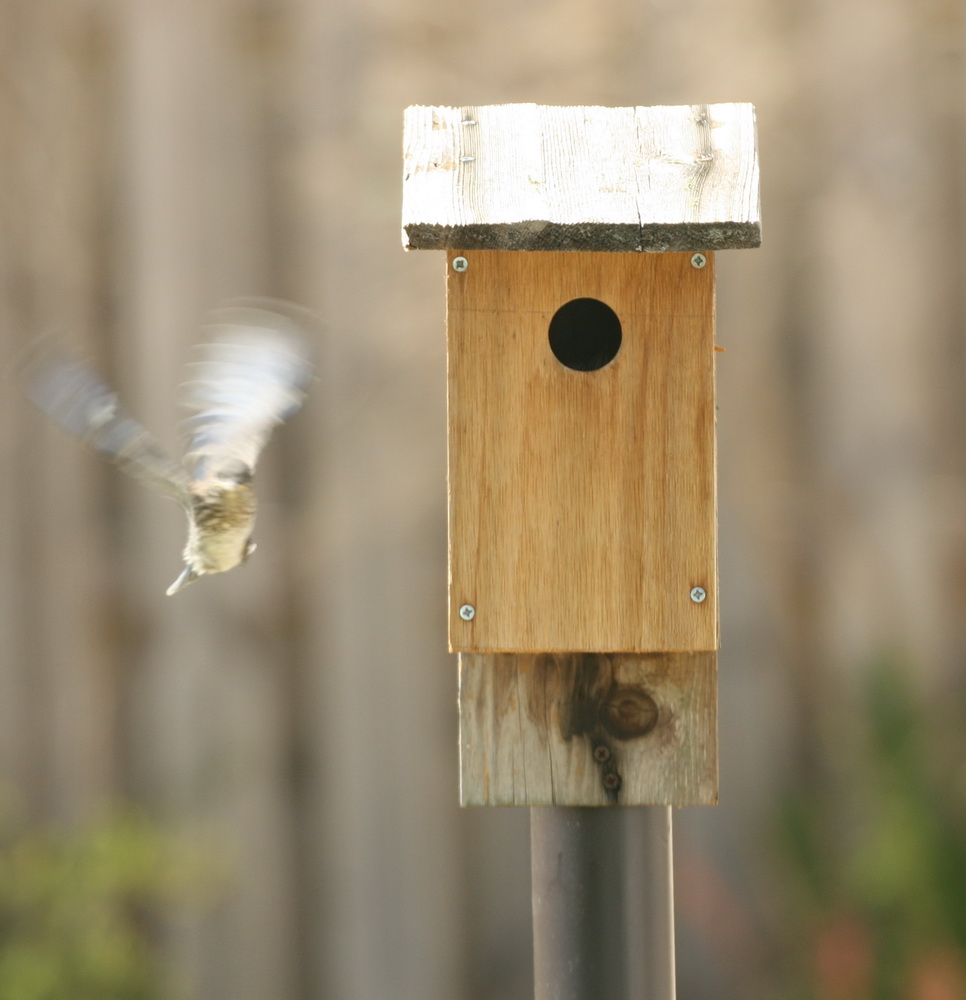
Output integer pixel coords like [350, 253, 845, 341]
[402, 102, 760, 252]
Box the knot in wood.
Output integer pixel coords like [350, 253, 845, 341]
[600, 685, 658, 740]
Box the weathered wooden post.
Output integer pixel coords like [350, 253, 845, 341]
[402, 103, 760, 998]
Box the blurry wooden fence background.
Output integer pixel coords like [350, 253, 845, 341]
[2, 1, 965, 998]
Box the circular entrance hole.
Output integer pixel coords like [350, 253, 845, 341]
[548, 298, 622, 371]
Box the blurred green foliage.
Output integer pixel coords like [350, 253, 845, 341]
[777, 661, 966, 1000]
[0, 796, 216, 1000]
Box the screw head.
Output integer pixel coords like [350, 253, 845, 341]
[690, 586, 707, 603]
[452, 256, 469, 272]
[690, 252, 707, 269]
[458, 603, 476, 621]
[593, 744, 612, 764]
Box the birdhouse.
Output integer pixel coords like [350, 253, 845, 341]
[402, 103, 760, 806]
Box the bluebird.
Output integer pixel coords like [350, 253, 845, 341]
[23, 304, 313, 595]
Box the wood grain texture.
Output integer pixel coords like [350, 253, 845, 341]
[402, 103, 760, 252]
[459, 652, 718, 806]
[448, 250, 718, 653]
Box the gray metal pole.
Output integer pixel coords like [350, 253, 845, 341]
[531, 806, 675, 1000]
[624, 807, 675, 999]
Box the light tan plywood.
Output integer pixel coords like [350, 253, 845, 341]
[459, 652, 718, 806]
[447, 249, 717, 652]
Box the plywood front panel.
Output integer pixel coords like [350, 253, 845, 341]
[447, 250, 717, 652]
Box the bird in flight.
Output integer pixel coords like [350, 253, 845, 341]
[23, 303, 313, 595]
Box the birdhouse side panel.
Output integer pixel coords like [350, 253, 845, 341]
[447, 250, 717, 653]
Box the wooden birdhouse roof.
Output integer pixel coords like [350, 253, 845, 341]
[402, 103, 760, 253]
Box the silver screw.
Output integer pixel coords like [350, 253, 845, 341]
[690, 253, 707, 269]
[690, 586, 707, 604]
[458, 603, 476, 620]
[452, 256, 469, 272]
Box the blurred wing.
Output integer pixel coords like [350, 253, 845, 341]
[24, 350, 191, 502]
[180, 305, 313, 482]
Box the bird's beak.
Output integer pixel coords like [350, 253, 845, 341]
[166, 564, 199, 596]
